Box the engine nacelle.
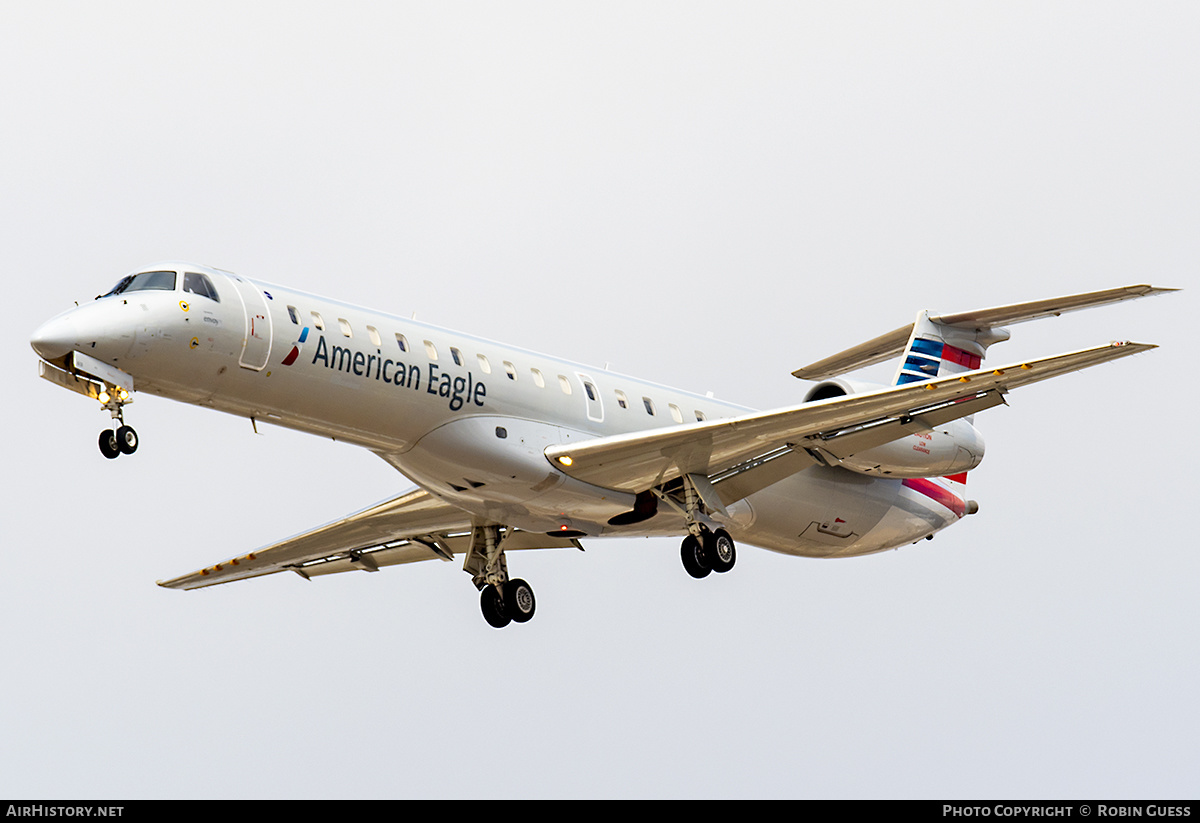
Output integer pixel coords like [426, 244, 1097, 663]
[802, 377, 884, 404]
[803, 379, 985, 478]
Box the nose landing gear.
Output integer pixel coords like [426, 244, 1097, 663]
[96, 386, 138, 459]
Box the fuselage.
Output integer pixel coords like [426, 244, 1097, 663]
[31, 262, 975, 559]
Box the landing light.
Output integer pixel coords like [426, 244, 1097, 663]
[557, 455, 573, 467]
[97, 391, 110, 405]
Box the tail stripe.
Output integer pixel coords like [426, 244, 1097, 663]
[941, 345, 981, 369]
[896, 337, 983, 385]
[902, 477, 967, 518]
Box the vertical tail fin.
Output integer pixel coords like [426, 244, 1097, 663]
[893, 311, 1011, 386]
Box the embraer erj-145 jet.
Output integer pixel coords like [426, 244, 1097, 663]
[31, 265, 1174, 627]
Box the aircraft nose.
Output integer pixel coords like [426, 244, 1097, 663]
[30, 314, 78, 361]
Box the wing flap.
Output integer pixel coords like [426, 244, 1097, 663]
[813, 389, 1008, 460]
[286, 535, 475, 580]
[548, 341, 1155, 495]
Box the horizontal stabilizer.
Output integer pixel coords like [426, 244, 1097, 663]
[793, 284, 1175, 380]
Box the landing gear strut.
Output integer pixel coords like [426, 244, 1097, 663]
[465, 525, 537, 629]
[96, 386, 137, 459]
[655, 474, 738, 580]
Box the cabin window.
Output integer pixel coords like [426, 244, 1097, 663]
[503, 361, 517, 381]
[695, 410, 707, 421]
[424, 340, 438, 360]
[477, 354, 492, 374]
[286, 306, 300, 324]
[558, 375, 572, 395]
[668, 403, 684, 423]
[367, 325, 382, 346]
[182, 272, 220, 302]
[311, 311, 325, 331]
[450, 347, 464, 366]
[531, 368, 545, 388]
[338, 318, 353, 338]
[615, 390, 628, 409]
[643, 397, 656, 416]
[584, 382, 597, 401]
[395, 333, 408, 353]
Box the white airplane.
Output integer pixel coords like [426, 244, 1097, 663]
[30, 264, 1175, 627]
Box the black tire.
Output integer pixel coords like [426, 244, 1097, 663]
[505, 578, 536, 623]
[708, 529, 736, 573]
[98, 429, 121, 459]
[681, 534, 711, 579]
[480, 585, 511, 628]
[115, 425, 138, 455]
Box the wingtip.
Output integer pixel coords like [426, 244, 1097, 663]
[1128, 284, 1181, 296]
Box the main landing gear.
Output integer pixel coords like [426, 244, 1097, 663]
[95, 385, 138, 460]
[653, 474, 738, 580]
[680, 527, 737, 579]
[479, 578, 536, 629]
[465, 525, 537, 629]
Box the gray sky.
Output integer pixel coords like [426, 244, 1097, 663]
[2, 1, 1196, 799]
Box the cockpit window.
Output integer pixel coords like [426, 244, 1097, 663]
[101, 271, 177, 297]
[182, 272, 220, 302]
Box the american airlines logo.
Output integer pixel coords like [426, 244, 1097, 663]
[281, 327, 309, 365]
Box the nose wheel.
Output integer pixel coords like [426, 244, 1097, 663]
[99, 425, 139, 459]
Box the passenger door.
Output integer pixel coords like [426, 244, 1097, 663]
[223, 274, 273, 370]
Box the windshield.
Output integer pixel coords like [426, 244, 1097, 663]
[100, 271, 177, 298]
[182, 271, 220, 302]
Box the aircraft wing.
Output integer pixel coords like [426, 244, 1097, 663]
[546, 342, 1154, 497]
[157, 487, 580, 590]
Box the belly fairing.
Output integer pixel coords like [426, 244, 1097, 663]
[386, 416, 638, 533]
[729, 465, 961, 558]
